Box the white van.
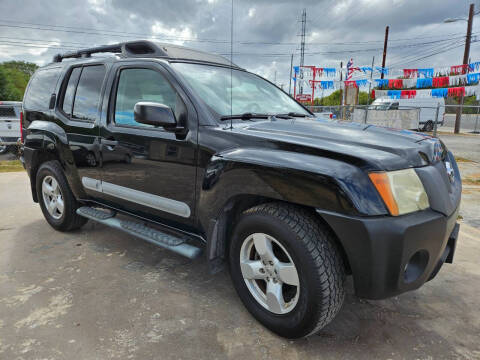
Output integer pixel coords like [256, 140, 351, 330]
[0, 101, 22, 154]
[369, 97, 445, 131]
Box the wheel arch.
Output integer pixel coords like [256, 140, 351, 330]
[205, 194, 352, 276]
[23, 120, 84, 202]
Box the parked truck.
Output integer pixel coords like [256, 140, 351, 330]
[0, 101, 22, 154]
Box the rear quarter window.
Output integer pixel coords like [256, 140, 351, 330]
[24, 67, 61, 111]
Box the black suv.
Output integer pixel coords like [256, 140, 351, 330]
[21, 40, 461, 339]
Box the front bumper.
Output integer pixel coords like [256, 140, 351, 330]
[318, 207, 459, 299]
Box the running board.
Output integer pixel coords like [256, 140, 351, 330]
[76, 206, 202, 259]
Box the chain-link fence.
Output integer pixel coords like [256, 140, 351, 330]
[308, 104, 480, 136]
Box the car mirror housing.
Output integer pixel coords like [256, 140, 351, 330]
[134, 102, 177, 129]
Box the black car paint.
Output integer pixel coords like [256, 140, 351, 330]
[21, 56, 461, 300]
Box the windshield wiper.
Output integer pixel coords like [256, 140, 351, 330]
[275, 112, 310, 118]
[220, 113, 270, 121]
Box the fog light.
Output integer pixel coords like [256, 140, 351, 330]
[404, 250, 429, 284]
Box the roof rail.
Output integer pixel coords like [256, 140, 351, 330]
[52, 40, 236, 67]
[53, 44, 123, 62]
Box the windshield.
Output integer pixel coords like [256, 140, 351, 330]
[172, 62, 310, 118]
[368, 102, 391, 110]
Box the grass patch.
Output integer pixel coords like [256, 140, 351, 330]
[455, 156, 475, 163]
[463, 178, 480, 185]
[0, 160, 24, 173]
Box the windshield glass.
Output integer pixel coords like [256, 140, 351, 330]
[172, 62, 310, 118]
[368, 102, 391, 110]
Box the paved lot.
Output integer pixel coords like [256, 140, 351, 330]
[442, 114, 480, 133]
[438, 133, 480, 163]
[1, 171, 480, 359]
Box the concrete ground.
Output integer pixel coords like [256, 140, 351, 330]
[442, 114, 480, 133]
[0, 172, 480, 359]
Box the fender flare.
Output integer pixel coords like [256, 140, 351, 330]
[198, 147, 387, 272]
[23, 120, 87, 201]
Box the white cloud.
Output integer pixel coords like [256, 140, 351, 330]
[151, 21, 197, 46]
[248, 8, 256, 18]
[87, 0, 107, 14]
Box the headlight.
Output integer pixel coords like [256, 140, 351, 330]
[368, 169, 429, 216]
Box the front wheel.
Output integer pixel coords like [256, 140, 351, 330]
[229, 203, 346, 339]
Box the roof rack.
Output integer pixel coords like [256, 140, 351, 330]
[52, 41, 168, 63]
[53, 44, 122, 62]
[52, 40, 236, 67]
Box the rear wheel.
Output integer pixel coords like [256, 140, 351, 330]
[36, 161, 87, 231]
[0, 138, 7, 154]
[423, 120, 434, 132]
[229, 203, 346, 338]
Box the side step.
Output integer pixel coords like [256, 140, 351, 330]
[76, 206, 202, 259]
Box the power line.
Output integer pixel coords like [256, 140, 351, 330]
[0, 19, 472, 47]
[388, 39, 462, 67]
[1, 34, 470, 59]
[388, 40, 466, 67]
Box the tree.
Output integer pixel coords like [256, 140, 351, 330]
[314, 90, 370, 106]
[0, 61, 38, 101]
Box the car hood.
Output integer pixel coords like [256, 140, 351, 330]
[231, 118, 446, 171]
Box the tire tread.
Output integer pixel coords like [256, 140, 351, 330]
[242, 202, 346, 337]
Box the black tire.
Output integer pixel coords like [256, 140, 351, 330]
[229, 202, 346, 339]
[0, 145, 7, 155]
[36, 160, 87, 232]
[7, 145, 19, 157]
[423, 121, 434, 132]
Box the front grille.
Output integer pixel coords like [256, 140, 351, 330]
[0, 107, 16, 118]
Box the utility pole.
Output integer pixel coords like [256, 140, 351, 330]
[299, 8, 307, 94]
[340, 61, 345, 119]
[289, 53, 293, 95]
[367, 56, 375, 104]
[381, 26, 389, 79]
[339, 61, 343, 106]
[274, 70, 277, 84]
[454, 3, 474, 134]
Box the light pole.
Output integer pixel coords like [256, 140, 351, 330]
[444, 3, 476, 133]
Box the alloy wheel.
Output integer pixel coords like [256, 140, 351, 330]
[239, 233, 300, 314]
[42, 175, 64, 220]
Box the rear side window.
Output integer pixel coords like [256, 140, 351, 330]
[0, 106, 17, 118]
[61, 67, 81, 116]
[70, 65, 106, 122]
[24, 68, 61, 110]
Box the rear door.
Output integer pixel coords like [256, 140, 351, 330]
[56, 64, 108, 199]
[95, 61, 198, 228]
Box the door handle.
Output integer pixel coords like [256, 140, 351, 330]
[101, 139, 118, 147]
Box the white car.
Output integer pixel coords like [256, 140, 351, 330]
[0, 101, 22, 154]
[369, 97, 445, 132]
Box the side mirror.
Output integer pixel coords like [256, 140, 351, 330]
[134, 102, 177, 129]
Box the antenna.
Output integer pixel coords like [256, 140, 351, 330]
[299, 8, 307, 95]
[230, 0, 234, 130]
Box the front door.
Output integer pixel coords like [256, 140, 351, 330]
[96, 62, 197, 228]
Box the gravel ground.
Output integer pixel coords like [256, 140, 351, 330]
[0, 172, 479, 359]
[0, 134, 479, 359]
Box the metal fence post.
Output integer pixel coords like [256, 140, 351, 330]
[365, 106, 368, 124]
[433, 103, 440, 137]
[474, 105, 480, 134]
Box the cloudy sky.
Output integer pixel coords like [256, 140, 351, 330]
[0, 0, 479, 91]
